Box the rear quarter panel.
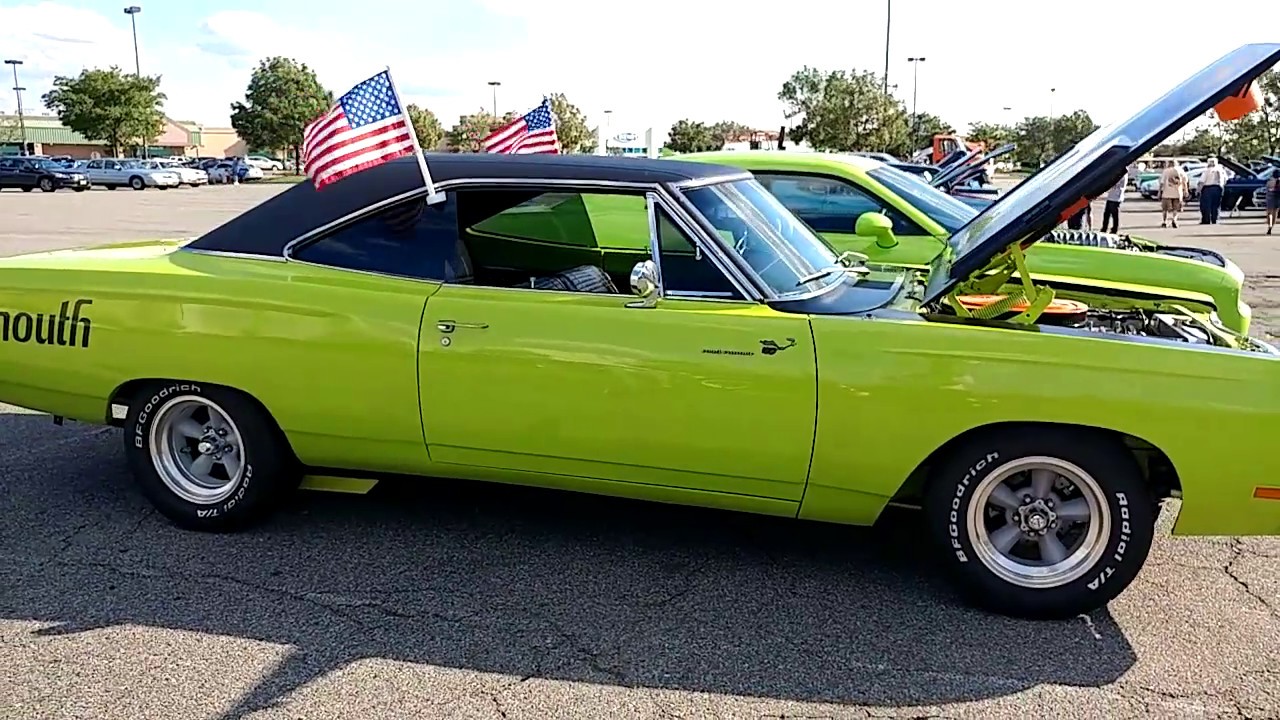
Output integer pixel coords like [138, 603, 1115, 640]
[805, 313, 1280, 536]
[0, 245, 435, 475]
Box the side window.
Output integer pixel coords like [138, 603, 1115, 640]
[0, 159, 13, 170]
[292, 193, 470, 282]
[656, 208, 743, 299]
[86, 160, 102, 169]
[755, 172, 928, 237]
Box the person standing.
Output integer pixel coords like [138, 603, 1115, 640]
[1159, 160, 1188, 228]
[1266, 173, 1280, 235]
[1197, 157, 1227, 224]
[1101, 173, 1126, 233]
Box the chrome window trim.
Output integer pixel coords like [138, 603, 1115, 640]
[670, 171, 754, 189]
[649, 188, 760, 303]
[182, 247, 287, 263]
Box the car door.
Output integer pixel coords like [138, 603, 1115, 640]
[417, 186, 817, 503]
[754, 172, 941, 267]
[0, 159, 17, 188]
[12, 160, 39, 189]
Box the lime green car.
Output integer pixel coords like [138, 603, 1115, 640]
[680, 150, 1253, 334]
[1, 46, 1279, 621]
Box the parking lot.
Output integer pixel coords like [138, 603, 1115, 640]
[0, 183, 1277, 720]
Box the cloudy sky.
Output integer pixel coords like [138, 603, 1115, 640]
[1, 0, 1278, 136]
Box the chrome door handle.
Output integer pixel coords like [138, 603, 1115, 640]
[436, 320, 489, 333]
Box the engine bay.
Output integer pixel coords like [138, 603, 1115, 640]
[939, 294, 1218, 346]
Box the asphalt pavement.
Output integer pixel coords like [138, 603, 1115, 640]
[0, 183, 1276, 720]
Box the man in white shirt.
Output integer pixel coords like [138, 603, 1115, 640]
[1197, 157, 1227, 224]
[1101, 173, 1126, 233]
[1159, 161, 1189, 228]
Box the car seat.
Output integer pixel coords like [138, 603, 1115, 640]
[522, 265, 618, 294]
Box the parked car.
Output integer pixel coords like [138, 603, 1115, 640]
[1221, 156, 1280, 209]
[78, 158, 180, 190]
[139, 159, 208, 187]
[678, 149, 1252, 334]
[244, 155, 284, 171]
[208, 162, 265, 184]
[0, 45, 1278, 621]
[0, 156, 90, 192]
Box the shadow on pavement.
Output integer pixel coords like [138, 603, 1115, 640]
[0, 413, 1137, 716]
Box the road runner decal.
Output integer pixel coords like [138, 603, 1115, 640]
[0, 299, 93, 348]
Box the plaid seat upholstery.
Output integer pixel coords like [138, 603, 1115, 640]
[525, 265, 618, 294]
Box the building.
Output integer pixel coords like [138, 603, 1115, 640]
[174, 122, 247, 158]
[0, 113, 245, 159]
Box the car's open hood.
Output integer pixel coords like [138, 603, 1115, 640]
[931, 147, 977, 188]
[922, 43, 1280, 305]
[936, 140, 1013, 188]
[1218, 155, 1257, 178]
[939, 143, 1017, 190]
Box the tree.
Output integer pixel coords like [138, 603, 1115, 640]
[906, 112, 954, 155]
[41, 67, 165, 157]
[966, 121, 1015, 154]
[229, 57, 331, 167]
[1048, 109, 1099, 156]
[664, 119, 721, 153]
[710, 120, 752, 146]
[0, 115, 19, 145]
[446, 109, 512, 152]
[405, 104, 444, 151]
[778, 66, 909, 153]
[547, 93, 595, 154]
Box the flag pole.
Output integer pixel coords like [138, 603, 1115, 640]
[386, 65, 446, 205]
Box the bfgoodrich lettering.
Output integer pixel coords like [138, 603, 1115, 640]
[0, 299, 93, 348]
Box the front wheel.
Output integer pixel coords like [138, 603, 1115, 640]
[124, 381, 302, 532]
[129, 175, 145, 190]
[38, 177, 55, 192]
[923, 429, 1156, 619]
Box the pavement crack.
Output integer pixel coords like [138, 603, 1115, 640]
[1225, 538, 1279, 619]
[640, 557, 709, 609]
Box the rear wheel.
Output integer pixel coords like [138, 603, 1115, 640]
[923, 428, 1156, 619]
[123, 381, 302, 532]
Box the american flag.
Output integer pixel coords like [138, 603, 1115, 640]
[302, 70, 415, 190]
[481, 98, 560, 154]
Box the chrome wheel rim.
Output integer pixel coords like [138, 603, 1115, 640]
[148, 395, 245, 505]
[966, 456, 1110, 589]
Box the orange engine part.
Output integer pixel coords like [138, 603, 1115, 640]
[955, 294, 1090, 315]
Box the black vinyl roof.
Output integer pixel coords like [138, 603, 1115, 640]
[188, 153, 741, 256]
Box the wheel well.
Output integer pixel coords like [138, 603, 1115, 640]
[891, 421, 1182, 506]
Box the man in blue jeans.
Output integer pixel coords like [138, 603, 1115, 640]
[1197, 157, 1227, 224]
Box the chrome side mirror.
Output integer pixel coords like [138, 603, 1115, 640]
[627, 259, 660, 308]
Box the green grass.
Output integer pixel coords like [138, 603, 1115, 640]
[259, 174, 306, 184]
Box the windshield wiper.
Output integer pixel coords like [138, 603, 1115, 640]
[796, 261, 872, 286]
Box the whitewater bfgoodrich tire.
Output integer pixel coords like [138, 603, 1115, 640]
[923, 428, 1156, 619]
[123, 381, 301, 532]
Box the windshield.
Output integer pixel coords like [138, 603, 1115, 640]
[868, 166, 977, 233]
[28, 159, 60, 170]
[681, 179, 844, 298]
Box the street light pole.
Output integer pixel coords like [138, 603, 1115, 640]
[603, 109, 612, 155]
[882, 0, 891, 94]
[908, 57, 926, 142]
[487, 80, 501, 118]
[3, 59, 27, 156]
[1049, 87, 1056, 121]
[123, 6, 145, 158]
